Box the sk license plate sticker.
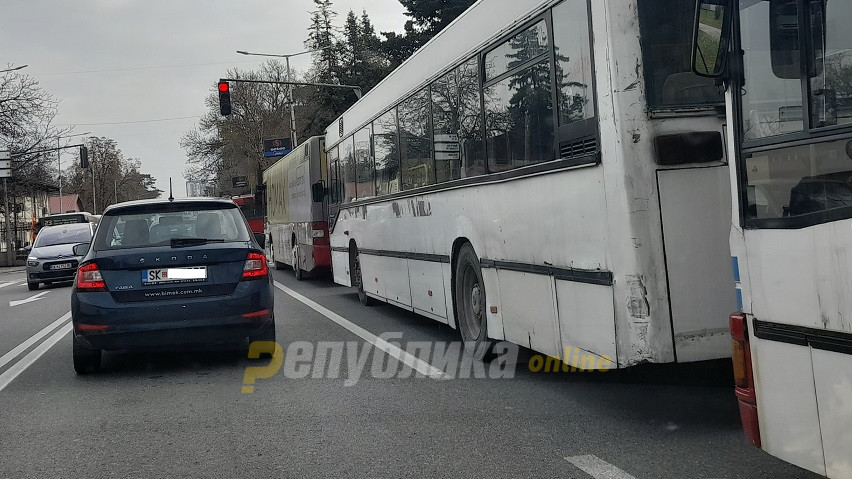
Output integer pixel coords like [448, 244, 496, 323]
[142, 267, 207, 284]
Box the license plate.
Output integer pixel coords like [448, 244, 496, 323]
[142, 267, 207, 284]
[50, 263, 73, 270]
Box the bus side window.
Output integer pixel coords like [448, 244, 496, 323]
[342, 136, 356, 203]
[484, 20, 554, 172]
[399, 88, 435, 190]
[374, 109, 401, 195]
[432, 57, 486, 182]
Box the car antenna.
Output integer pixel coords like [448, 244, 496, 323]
[168, 178, 174, 202]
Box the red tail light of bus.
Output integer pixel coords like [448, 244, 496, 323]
[730, 313, 760, 447]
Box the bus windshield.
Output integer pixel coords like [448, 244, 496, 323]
[740, 0, 852, 220]
[639, 0, 725, 109]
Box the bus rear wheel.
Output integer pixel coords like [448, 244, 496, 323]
[292, 244, 305, 281]
[351, 250, 374, 306]
[454, 244, 492, 361]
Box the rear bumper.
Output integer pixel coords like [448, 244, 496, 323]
[72, 279, 274, 351]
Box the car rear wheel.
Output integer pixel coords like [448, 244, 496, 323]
[27, 282, 38, 291]
[73, 335, 102, 374]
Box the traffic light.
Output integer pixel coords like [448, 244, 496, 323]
[218, 81, 232, 116]
[80, 146, 89, 168]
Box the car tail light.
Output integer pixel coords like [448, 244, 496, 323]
[242, 252, 268, 280]
[730, 313, 761, 447]
[76, 262, 106, 292]
[312, 222, 329, 245]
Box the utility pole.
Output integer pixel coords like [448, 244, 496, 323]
[57, 138, 62, 214]
[91, 163, 97, 215]
[1, 150, 12, 265]
[285, 55, 298, 148]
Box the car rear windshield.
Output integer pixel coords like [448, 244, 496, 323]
[34, 223, 92, 247]
[92, 204, 251, 251]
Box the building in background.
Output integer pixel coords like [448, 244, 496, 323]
[48, 194, 83, 214]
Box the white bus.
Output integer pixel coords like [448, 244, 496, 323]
[693, 1, 852, 477]
[263, 136, 331, 280]
[322, 0, 738, 367]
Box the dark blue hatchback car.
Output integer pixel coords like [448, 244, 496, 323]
[71, 198, 275, 374]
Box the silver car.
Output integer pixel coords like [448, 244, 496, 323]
[26, 223, 95, 290]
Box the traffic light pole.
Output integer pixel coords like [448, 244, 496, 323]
[218, 77, 363, 145]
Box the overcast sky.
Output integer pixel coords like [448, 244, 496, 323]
[1, 0, 407, 198]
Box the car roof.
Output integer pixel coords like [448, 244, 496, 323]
[102, 197, 238, 215]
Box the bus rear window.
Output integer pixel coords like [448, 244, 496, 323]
[638, 0, 724, 109]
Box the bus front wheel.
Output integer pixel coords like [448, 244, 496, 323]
[454, 243, 492, 361]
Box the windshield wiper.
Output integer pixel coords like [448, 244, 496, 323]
[169, 237, 225, 248]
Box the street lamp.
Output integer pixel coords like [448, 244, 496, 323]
[55, 131, 91, 213]
[236, 47, 333, 148]
[0, 65, 28, 73]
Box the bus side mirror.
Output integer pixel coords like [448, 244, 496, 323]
[311, 181, 327, 203]
[692, 0, 732, 78]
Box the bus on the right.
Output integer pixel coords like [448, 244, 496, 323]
[693, 1, 852, 477]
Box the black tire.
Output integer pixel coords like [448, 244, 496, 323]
[248, 321, 277, 359]
[351, 250, 375, 306]
[73, 334, 102, 374]
[293, 245, 304, 281]
[27, 282, 38, 291]
[454, 244, 493, 361]
[270, 244, 284, 270]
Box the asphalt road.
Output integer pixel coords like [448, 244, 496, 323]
[0, 267, 820, 478]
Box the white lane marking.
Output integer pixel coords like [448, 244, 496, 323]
[273, 280, 452, 380]
[9, 291, 50, 307]
[0, 322, 72, 392]
[564, 455, 639, 479]
[0, 312, 72, 370]
[0, 282, 14, 289]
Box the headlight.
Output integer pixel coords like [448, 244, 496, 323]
[27, 259, 39, 267]
[27, 256, 38, 261]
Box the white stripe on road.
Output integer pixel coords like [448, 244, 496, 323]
[273, 281, 452, 380]
[564, 455, 639, 479]
[0, 312, 71, 370]
[0, 322, 72, 392]
[9, 291, 50, 307]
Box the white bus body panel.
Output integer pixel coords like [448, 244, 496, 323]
[736, 224, 852, 477]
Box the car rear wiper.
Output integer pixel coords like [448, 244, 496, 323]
[170, 237, 225, 248]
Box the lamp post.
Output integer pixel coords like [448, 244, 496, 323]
[236, 47, 332, 148]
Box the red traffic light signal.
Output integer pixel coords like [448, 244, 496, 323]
[218, 81, 231, 116]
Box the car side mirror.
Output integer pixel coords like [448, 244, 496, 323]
[73, 243, 90, 256]
[311, 180, 327, 203]
[253, 233, 266, 249]
[692, 0, 732, 78]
